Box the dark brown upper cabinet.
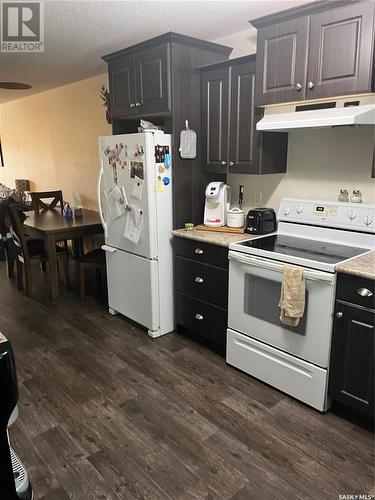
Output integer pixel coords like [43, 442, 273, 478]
[307, 2, 375, 100]
[252, 0, 375, 106]
[201, 56, 288, 175]
[109, 54, 136, 118]
[134, 44, 171, 115]
[103, 32, 232, 229]
[255, 17, 310, 105]
[201, 67, 230, 170]
[104, 42, 171, 119]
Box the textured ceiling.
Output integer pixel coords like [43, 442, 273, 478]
[0, 0, 316, 104]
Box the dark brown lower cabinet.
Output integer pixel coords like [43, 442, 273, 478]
[174, 237, 228, 353]
[329, 274, 375, 419]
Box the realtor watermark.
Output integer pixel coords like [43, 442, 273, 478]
[1, 0, 44, 52]
[338, 495, 375, 500]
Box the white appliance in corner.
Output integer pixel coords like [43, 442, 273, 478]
[98, 132, 173, 338]
[227, 198, 375, 411]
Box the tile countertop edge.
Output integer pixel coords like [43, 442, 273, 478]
[335, 250, 375, 281]
[172, 228, 253, 247]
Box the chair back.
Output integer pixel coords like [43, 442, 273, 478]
[31, 190, 63, 214]
[9, 206, 29, 260]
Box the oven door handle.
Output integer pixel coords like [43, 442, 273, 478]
[228, 251, 335, 284]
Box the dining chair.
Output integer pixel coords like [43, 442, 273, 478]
[78, 248, 106, 300]
[30, 190, 70, 255]
[9, 206, 70, 297]
[30, 190, 64, 214]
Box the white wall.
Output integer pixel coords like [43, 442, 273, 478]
[213, 28, 257, 58]
[0, 74, 111, 210]
[212, 31, 375, 211]
[229, 126, 375, 212]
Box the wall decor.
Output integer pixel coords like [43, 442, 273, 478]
[100, 85, 111, 124]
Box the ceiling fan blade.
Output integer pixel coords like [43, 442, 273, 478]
[0, 82, 31, 90]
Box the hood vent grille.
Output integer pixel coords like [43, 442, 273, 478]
[295, 102, 336, 112]
[256, 94, 375, 131]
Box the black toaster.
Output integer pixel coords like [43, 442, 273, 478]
[246, 208, 277, 235]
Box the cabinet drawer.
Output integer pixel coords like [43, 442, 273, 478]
[175, 293, 227, 347]
[174, 237, 228, 268]
[175, 256, 228, 309]
[336, 273, 375, 310]
[227, 329, 328, 411]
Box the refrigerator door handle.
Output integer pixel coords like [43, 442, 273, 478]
[102, 245, 117, 253]
[97, 161, 108, 238]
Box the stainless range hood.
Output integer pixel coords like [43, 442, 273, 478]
[257, 94, 375, 131]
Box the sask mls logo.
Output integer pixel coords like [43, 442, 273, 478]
[1, 0, 44, 52]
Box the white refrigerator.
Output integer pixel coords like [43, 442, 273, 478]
[98, 132, 174, 338]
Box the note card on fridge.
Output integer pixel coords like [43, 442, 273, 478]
[123, 205, 143, 245]
[131, 176, 144, 201]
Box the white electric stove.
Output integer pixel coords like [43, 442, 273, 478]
[227, 198, 375, 412]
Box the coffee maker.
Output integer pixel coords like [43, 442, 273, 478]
[203, 182, 228, 227]
[0, 333, 32, 499]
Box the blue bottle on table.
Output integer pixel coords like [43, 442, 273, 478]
[64, 203, 73, 221]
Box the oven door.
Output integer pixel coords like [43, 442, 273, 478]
[228, 251, 336, 367]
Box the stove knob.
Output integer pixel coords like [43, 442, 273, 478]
[296, 205, 304, 214]
[283, 207, 290, 216]
[364, 215, 373, 226]
[348, 210, 356, 220]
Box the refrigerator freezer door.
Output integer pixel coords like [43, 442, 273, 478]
[98, 133, 158, 259]
[105, 247, 160, 335]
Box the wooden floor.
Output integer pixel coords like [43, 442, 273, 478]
[1, 261, 374, 500]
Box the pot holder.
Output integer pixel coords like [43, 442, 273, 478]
[179, 120, 197, 159]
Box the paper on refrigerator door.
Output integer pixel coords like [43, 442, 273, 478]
[131, 176, 144, 201]
[104, 186, 125, 221]
[123, 205, 143, 244]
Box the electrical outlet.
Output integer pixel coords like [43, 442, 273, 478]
[253, 191, 262, 207]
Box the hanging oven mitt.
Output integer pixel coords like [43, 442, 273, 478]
[179, 120, 197, 159]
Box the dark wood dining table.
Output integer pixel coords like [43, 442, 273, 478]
[24, 209, 103, 299]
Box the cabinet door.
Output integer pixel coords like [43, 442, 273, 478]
[329, 301, 374, 417]
[134, 44, 171, 115]
[108, 55, 136, 119]
[201, 67, 229, 173]
[307, 1, 375, 100]
[255, 16, 309, 105]
[229, 60, 257, 173]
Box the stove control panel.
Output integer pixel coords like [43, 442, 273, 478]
[278, 198, 375, 233]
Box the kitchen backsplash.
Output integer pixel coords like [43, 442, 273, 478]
[228, 125, 375, 211]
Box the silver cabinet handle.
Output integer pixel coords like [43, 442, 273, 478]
[336, 312, 343, 319]
[357, 288, 373, 297]
[135, 102, 141, 107]
[129, 103, 135, 108]
[228, 161, 234, 167]
[194, 248, 203, 255]
[195, 314, 204, 321]
[221, 161, 227, 166]
[195, 276, 204, 283]
[308, 81, 315, 90]
[295, 83, 302, 91]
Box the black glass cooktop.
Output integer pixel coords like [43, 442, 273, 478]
[237, 234, 368, 265]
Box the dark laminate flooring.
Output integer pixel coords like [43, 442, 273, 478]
[1, 261, 374, 499]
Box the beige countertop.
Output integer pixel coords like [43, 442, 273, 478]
[335, 250, 375, 280]
[172, 227, 253, 247]
[173, 229, 375, 278]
